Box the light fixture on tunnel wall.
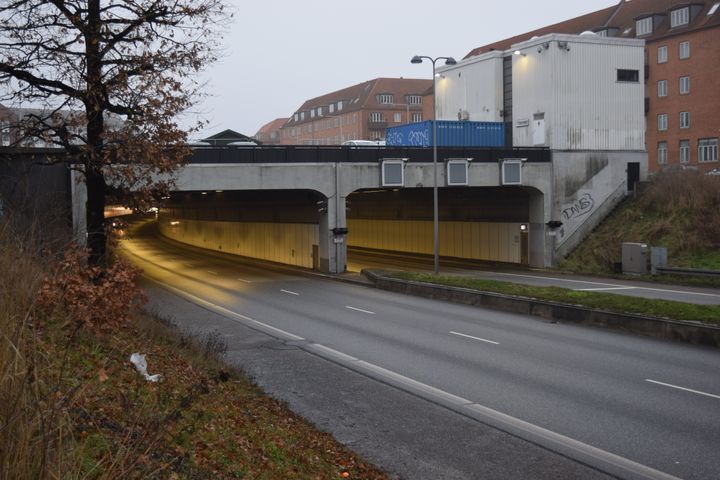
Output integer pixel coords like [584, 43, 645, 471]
[201, 191, 208, 195]
[215, 190, 223, 193]
[520, 224, 528, 231]
[411, 54, 457, 275]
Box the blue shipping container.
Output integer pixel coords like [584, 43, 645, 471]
[385, 120, 504, 147]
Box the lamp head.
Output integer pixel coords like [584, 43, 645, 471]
[444, 57, 457, 65]
[411, 56, 423, 64]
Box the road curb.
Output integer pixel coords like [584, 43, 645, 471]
[362, 269, 720, 349]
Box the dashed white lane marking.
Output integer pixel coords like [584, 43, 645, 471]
[646, 379, 720, 400]
[281, 289, 300, 296]
[574, 286, 636, 292]
[207, 270, 218, 275]
[146, 278, 305, 341]
[137, 276, 679, 480]
[450, 331, 500, 345]
[237, 278, 252, 283]
[345, 306, 375, 315]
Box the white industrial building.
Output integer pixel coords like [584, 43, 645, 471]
[437, 33, 648, 259]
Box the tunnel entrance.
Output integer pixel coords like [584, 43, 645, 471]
[346, 187, 534, 265]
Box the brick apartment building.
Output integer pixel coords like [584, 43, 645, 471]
[254, 118, 288, 145]
[464, 0, 720, 172]
[274, 78, 432, 145]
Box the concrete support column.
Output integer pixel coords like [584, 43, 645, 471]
[528, 190, 550, 268]
[317, 163, 348, 274]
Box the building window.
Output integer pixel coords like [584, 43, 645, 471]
[300, 112, 305, 121]
[293, 113, 299, 122]
[710, 2, 720, 16]
[679, 41, 690, 59]
[636, 17, 652, 36]
[617, 69, 639, 82]
[657, 45, 668, 63]
[658, 142, 668, 165]
[657, 80, 667, 97]
[329, 104, 334, 113]
[310, 109, 316, 118]
[670, 7, 690, 27]
[377, 94, 394, 105]
[657, 113, 668, 131]
[680, 111, 690, 129]
[393, 113, 401, 123]
[679, 76, 690, 94]
[680, 140, 690, 163]
[406, 95, 422, 105]
[698, 138, 718, 162]
[412, 113, 422, 122]
[337, 101, 343, 111]
[369, 112, 385, 122]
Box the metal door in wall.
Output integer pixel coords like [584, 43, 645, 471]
[627, 162, 640, 192]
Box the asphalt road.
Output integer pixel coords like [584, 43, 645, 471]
[347, 247, 720, 305]
[121, 225, 720, 480]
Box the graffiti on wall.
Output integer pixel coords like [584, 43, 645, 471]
[562, 193, 594, 221]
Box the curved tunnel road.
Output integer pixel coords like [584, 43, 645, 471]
[121, 225, 720, 480]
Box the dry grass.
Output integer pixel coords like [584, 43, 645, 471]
[0, 218, 387, 480]
[560, 171, 720, 274]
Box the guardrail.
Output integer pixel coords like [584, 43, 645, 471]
[655, 266, 720, 278]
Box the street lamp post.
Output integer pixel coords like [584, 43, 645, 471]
[411, 55, 457, 274]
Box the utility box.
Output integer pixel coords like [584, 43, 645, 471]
[650, 246, 668, 275]
[622, 242, 647, 275]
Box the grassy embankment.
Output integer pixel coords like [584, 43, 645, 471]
[390, 271, 720, 325]
[0, 221, 386, 479]
[559, 170, 720, 275]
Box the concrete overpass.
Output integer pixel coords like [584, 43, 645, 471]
[71, 144, 644, 273]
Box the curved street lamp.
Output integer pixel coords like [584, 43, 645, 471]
[411, 55, 457, 274]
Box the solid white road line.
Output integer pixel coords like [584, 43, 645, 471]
[140, 274, 680, 480]
[281, 289, 300, 296]
[237, 278, 252, 283]
[645, 379, 720, 400]
[574, 286, 636, 292]
[345, 305, 375, 315]
[492, 272, 720, 298]
[207, 270, 218, 275]
[449, 331, 500, 345]
[146, 277, 305, 342]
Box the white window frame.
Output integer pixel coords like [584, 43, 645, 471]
[657, 113, 668, 131]
[411, 113, 423, 123]
[636, 17, 652, 36]
[501, 159, 524, 185]
[369, 112, 384, 122]
[657, 80, 667, 97]
[698, 138, 718, 162]
[406, 95, 422, 105]
[380, 158, 407, 187]
[680, 111, 690, 129]
[658, 142, 668, 164]
[337, 101, 343, 111]
[679, 41, 690, 59]
[657, 45, 668, 63]
[680, 140, 690, 163]
[377, 94, 394, 105]
[679, 76, 690, 94]
[393, 113, 401, 123]
[446, 158, 472, 186]
[670, 7, 689, 27]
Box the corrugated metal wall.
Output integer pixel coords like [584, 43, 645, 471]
[348, 219, 522, 263]
[512, 39, 645, 150]
[436, 54, 504, 122]
[158, 218, 318, 268]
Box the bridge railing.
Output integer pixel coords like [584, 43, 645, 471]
[187, 145, 551, 164]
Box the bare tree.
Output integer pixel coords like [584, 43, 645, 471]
[0, 0, 228, 265]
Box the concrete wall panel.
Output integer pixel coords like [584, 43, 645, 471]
[158, 218, 318, 269]
[348, 219, 522, 263]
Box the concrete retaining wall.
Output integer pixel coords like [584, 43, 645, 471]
[364, 270, 720, 348]
[348, 219, 524, 264]
[158, 217, 318, 268]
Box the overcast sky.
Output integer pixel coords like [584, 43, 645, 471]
[189, 0, 617, 139]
